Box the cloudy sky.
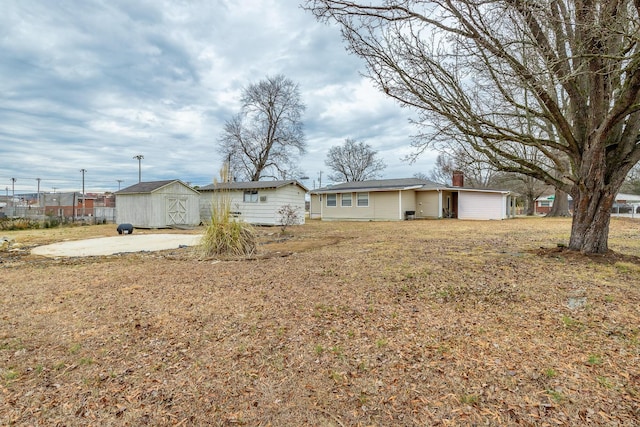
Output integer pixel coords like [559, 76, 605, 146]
[1, 0, 437, 194]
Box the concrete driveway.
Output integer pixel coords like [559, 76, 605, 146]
[31, 234, 202, 257]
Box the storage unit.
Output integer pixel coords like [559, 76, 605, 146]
[115, 180, 200, 228]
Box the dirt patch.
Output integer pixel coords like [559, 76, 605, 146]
[533, 246, 640, 265]
[1, 218, 640, 425]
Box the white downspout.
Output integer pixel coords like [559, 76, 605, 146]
[398, 190, 402, 220]
[438, 189, 443, 218]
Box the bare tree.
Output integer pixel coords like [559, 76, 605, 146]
[621, 164, 640, 194]
[325, 138, 386, 182]
[219, 75, 306, 181]
[306, 0, 640, 254]
[427, 150, 501, 188]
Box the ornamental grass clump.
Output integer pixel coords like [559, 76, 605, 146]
[199, 182, 256, 258]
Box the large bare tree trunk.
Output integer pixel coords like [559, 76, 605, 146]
[569, 188, 615, 253]
[546, 189, 570, 217]
[568, 144, 618, 253]
[526, 196, 535, 216]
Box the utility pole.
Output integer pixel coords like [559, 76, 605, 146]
[80, 169, 87, 218]
[133, 155, 144, 182]
[317, 171, 322, 188]
[10, 178, 16, 211]
[52, 187, 59, 219]
[36, 178, 41, 208]
[117, 179, 123, 190]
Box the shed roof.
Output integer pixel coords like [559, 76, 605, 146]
[116, 180, 198, 195]
[199, 180, 308, 192]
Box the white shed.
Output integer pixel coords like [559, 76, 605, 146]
[115, 180, 201, 228]
[199, 180, 307, 226]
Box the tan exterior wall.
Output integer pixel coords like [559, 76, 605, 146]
[416, 191, 440, 218]
[316, 190, 408, 221]
[310, 194, 322, 219]
[400, 190, 416, 218]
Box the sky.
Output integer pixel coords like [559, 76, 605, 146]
[1, 0, 438, 195]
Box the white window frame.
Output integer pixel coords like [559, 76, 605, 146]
[243, 190, 258, 203]
[341, 193, 352, 207]
[326, 194, 337, 207]
[357, 192, 369, 207]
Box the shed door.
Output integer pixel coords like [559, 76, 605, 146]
[167, 197, 187, 224]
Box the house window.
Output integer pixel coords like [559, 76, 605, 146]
[326, 194, 337, 207]
[243, 190, 258, 203]
[539, 201, 551, 207]
[341, 193, 352, 207]
[357, 192, 369, 207]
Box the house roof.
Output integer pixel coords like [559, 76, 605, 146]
[536, 193, 640, 203]
[311, 178, 441, 194]
[199, 180, 308, 192]
[115, 180, 198, 195]
[310, 178, 510, 194]
[615, 193, 640, 203]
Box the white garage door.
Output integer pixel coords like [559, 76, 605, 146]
[458, 192, 505, 220]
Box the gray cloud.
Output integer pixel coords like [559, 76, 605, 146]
[0, 0, 436, 194]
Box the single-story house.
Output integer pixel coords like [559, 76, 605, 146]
[198, 180, 308, 226]
[309, 177, 514, 221]
[115, 180, 200, 228]
[613, 193, 640, 215]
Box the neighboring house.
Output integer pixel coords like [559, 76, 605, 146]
[198, 180, 307, 226]
[115, 180, 200, 228]
[41, 192, 96, 219]
[611, 193, 640, 215]
[309, 177, 514, 221]
[535, 193, 640, 216]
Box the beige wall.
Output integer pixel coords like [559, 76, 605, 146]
[309, 194, 322, 219]
[415, 191, 440, 218]
[313, 190, 411, 221]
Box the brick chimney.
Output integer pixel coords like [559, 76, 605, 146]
[452, 171, 464, 187]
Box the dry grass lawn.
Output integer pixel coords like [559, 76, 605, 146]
[1, 217, 639, 426]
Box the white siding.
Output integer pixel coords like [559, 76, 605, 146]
[201, 183, 306, 226]
[116, 182, 200, 228]
[458, 192, 507, 220]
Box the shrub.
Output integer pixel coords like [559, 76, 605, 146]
[199, 170, 256, 258]
[277, 204, 301, 233]
[0, 218, 40, 231]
